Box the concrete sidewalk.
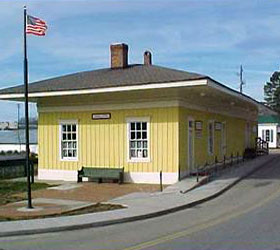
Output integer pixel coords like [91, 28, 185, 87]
[0, 153, 278, 237]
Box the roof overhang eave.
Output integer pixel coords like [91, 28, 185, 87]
[0, 78, 258, 108]
[207, 78, 258, 108]
[0, 79, 208, 101]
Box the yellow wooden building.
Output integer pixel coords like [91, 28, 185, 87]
[0, 43, 258, 184]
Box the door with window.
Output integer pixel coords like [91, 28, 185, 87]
[262, 128, 274, 148]
[188, 119, 195, 173]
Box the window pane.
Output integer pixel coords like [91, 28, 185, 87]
[73, 150, 77, 157]
[67, 133, 72, 140]
[142, 132, 147, 139]
[137, 150, 142, 158]
[143, 149, 148, 158]
[137, 132, 141, 139]
[142, 122, 147, 130]
[130, 150, 136, 158]
[137, 141, 142, 148]
[66, 125, 71, 132]
[72, 125, 76, 132]
[131, 132, 135, 140]
[62, 125, 66, 132]
[136, 122, 141, 130]
[143, 140, 148, 148]
[63, 150, 68, 157]
[62, 142, 67, 149]
[68, 142, 72, 148]
[131, 123, 135, 130]
[73, 142, 77, 148]
[130, 141, 135, 148]
[72, 133, 76, 140]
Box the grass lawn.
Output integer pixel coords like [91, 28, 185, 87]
[0, 181, 51, 205]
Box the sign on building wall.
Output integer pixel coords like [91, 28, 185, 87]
[92, 113, 111, 120]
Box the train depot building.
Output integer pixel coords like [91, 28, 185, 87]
[0, 43, 258, 184]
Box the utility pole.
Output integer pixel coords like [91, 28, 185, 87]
[239, 65, 245, 93]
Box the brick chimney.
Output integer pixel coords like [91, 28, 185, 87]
[144, 51, 152, 65]
[110, 43, 128, 69]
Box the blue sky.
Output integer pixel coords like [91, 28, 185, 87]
[0, 0, 280, 121]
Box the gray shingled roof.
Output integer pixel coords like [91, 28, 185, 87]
[0, 64, 206, 94]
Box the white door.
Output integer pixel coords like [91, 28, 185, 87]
[221, 122, 226, 156]
[188, 120, 194, 173]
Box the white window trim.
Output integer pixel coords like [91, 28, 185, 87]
[208, 120, 214, 155]
[59, 119, 79, 162]
[126, 117, 150, 163]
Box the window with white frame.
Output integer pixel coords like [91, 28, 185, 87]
[128, 118, 149, 161]
[263, 129, 273, 143]
[60, 122, 78, 160]
[208, 121, 214, 154]
[265, 129, 270, 142]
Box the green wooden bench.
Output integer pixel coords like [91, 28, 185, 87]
[77, 167, 124, 184]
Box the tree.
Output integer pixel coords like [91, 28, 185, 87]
[264, 71, 280, 112]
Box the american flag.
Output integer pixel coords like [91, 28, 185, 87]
[26, 15, 47, 36]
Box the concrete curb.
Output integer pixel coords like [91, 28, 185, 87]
[180, 176, 210, 194]
[0, 155, 277, 238]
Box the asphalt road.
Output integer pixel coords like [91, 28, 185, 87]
[1, 157, 280, 250]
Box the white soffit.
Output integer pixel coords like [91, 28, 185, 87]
[207, 79, 257, 107]
[0, 78, 258, 109]
[0, 79, 208, 99]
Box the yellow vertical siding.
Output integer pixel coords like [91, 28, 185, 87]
[178, 107, 257, 174]
[38, 104, 257, 176]
[38, 107, 179, 173]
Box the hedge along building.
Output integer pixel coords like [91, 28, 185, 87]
[0, 43, 258, 184]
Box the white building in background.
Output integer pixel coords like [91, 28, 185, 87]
[0, 122, 9, 130]
[257, 103, 280, 149]
[258, 116, 280, 148]
[7, 122, 18, 130]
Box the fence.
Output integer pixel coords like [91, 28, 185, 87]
[195, 138, 270, 183]
[195, 152, 247, 183]
[0, 157, 35, 182]
[255, 137, 269, 155]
